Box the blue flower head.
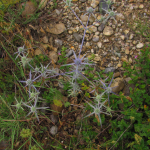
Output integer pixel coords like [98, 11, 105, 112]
[62, 50, 94, 80]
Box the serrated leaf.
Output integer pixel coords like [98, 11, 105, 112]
[64, 102, 70, 107]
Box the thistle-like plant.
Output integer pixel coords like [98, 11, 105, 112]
[27, 89, 40, 103]
[93, 92, 113, 116]
[28, 89, 46, 104]
[12, 0, 119, 127]
[63, 51, 92, 67]
[82, 7, 97, 20]
[14, 45, 27, 60]
[84, 97, 111, 128]
[98, 74, 118, 105]
[39, 63, 57, 78]
[106, 0, 113, 7]
[19, 70, 41, 94]
[67, 68, 81, 80]
[18, 54, 32, 67]
[14, 45, 26, 59]
[68, 79, 81, 97]
[11, 97, 24, 111]
[62, 50, 94, 80]
[63, 0, 73, 8]
[39, 63, 50, 78]
[23, 98, 49, 122]
[93, 92, 106, 105]
[102, 7, 117, 23]
[36, 63, 59, 87]
[32, 66, 41, 77]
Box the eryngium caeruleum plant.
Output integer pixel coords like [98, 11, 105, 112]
[14, 0, 117, 126]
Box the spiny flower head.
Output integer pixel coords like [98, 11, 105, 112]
[106, 0, 113, 6]
[102, 7, 117, 23]
[23, 98, 49, 122]
[30, 91, 40, 99]
[98, 74, 118, 105]
[106, 106, 113, 116]
[11, 97, 24, 111]
[18, 54, 32, 67]
[39, 63, 54, 78]
[27, 90, 41, 103]
[68, 79, 81, 97]
[64, 51, 92, 66]
[26, 79, 32, 86]
[63, 0, 73, 8]
[83, 7, 97, 20]
[14, 45, 27, 59]
[94, 107, 101, 114]
[86, 7, 95, 14]
[18, 46, 25, 53]
[62, 50, 94, 75]
[84, 99, 111, 128]
[19, 70, 40, 94]
[94, 92, 106, 104]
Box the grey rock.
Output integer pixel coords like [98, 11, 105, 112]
[55, 39, 63, 46]
[92, 35, 99, 42]
[97, 42, 102, 48]
[104, 67, 115, 73]
[116, 13, 125, 21]
[113, 46, 120, 52]
[136, 43, 144, 49]
[50, 126, 58, 135]
[114, 52, 121, 57]
[66, 49, 74, 57]
[73, 33, 82, 42]
[50, 114, 58, 124]
[55, 9, 60, 15]
[98, 23, 105, 32]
